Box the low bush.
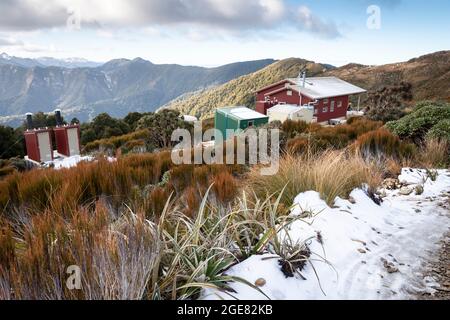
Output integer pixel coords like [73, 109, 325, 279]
[386, 101, 450, 142]
[311, 127, 351, 150]
[283, 118, 383, 154]
[286, 137, 310, 154]
[84, 129, 150, 153]
[80, 113, 131, 145]
[281, 120, 309, 139]
[426, 119, 450, 142]
[353, 128, 416, 160]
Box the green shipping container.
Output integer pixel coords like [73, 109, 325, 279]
[215, 106, 269, 141]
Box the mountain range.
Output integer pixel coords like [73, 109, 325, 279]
[0, 54, 275, 126]
[1, 51, 449, 127]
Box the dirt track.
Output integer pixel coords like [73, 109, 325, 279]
[418, 232, 450, 300]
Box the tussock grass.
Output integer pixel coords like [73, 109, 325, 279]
[419, 138, 449, 168]
[353, 128, 416, 160]
[0, 152, 172, 215]
[247, 150, 382, 207]
[0, 203, 158, 300]
[284, 118, 384, 154]
[0, 187, 310, 300]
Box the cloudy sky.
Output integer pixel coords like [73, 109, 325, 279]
[0, 0, 449, 66]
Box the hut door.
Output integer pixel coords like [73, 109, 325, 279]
[67, 128, 81, 156]
[37, 132, 52, 162]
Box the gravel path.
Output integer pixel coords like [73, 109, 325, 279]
[418, 232, 450, 300]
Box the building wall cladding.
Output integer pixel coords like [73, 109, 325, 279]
[214, 110, 228, 140]
[54, 126, 81, 157]
[54, 127, 69, 156]
[255, 80, 293, 102]
[24, 130, 54, 163]
[67, 127, 81, 156]
[315, 95, 349, 122]
[238, 117, 268, 131]
[256, 81, 293, 115]
[215, 109, 269, 140]
[24, 133, 40, 162]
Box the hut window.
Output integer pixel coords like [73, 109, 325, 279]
[248, 121, 254, 127]
[287, 90, 292, 96]
[337, 101, 343, 108]
[322, 107, 328, 113]
[330, 101, 335, 112]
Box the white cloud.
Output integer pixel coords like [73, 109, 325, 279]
[0, 0, 341, 39]
[0, 36, 24, 46]
[296, 5, 341, 39]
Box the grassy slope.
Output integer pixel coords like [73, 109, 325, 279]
[162, 58, 331, 120]
[165, 51, 450, 119]
[323, 51, 450, 102]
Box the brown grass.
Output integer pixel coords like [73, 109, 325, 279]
[247, 150, 382, 207]
[419, 138, 449, 168]
[0, 152, 173, 215]
[0, 203, 159, 300]
[283, 118, 384, 154]
[353, 128, 416, 160]
[210, 171, 239, 205]
[286, 137, 310, 154]
[148, 186, 171, 218]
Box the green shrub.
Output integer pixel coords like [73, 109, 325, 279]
[426, 119, 450, 142]
[84, 129, 150, 153]
[386, 102, 450, 142]
[80, 113, 131, 145]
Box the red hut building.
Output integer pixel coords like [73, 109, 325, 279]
[53, 109, 81, 157]
[24, 113, 54, 163]
[54, 125, 81, 157]
[255, 76, 366, 123]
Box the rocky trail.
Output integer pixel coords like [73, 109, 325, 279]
[418, 232, 450, 299]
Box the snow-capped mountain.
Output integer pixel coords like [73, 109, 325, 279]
[36, 57, 103, 69]
[0, 52, 45, 68]
[0, 53, 102, 69]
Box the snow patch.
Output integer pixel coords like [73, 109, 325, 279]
[44, 155, 115, 170]
[202, 169, 450, 300]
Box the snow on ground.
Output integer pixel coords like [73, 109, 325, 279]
[44, 155, 115, 170]
[49, 155, 94, 169]
[202, 169, 450, 300]
[183, 115, 198, 122]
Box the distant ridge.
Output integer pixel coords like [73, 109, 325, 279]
[0, 55, 275, 126]
[323, 50, 450, 102]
